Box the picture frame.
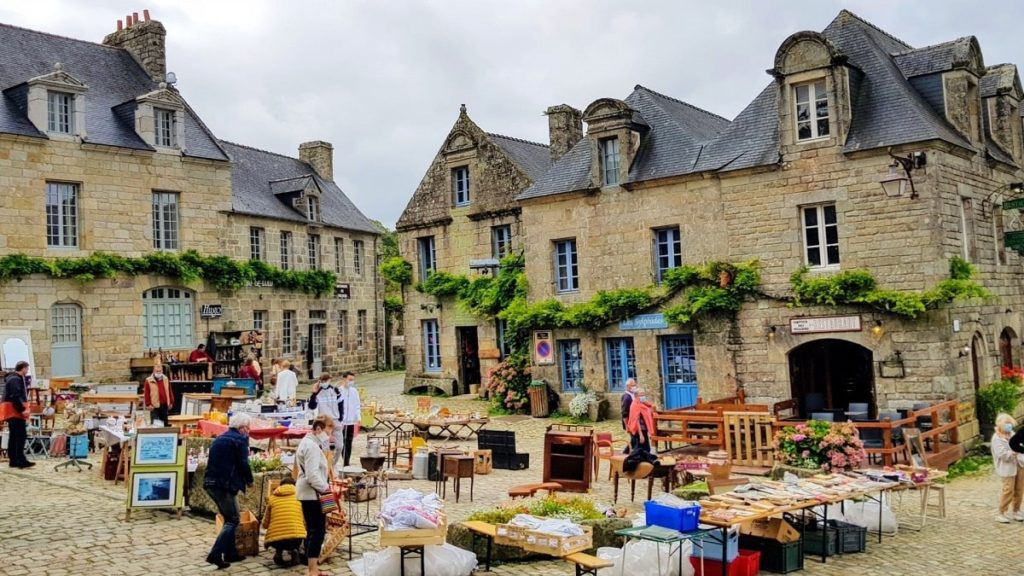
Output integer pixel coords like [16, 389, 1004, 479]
[132, 428, 180, 466]
[903, 428, 928, 469]
[128, 468, 183, 509]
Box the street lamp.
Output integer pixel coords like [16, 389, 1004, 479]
[879, 150, 925, 199]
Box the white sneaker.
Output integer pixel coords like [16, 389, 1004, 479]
[995, 514, 1012, 523]
[1015, 511, 1024, 522]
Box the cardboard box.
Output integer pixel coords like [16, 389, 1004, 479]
[740, 518, 800, 543]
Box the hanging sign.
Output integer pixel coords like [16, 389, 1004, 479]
[335, 283, 351, 299]
[533, 330, 554, 365]
[619, 313, 668, 331]
[1005, 231, 1024, 252]
[200, 304, 223, 319]
[790, 315, 861, 334]
[1002, 198, 1024, 211]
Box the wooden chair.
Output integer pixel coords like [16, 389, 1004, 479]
[593, 432, 629, 481]
[389, 430, 414, 469]
[416, 397, 432, 415]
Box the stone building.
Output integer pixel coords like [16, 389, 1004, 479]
[0, 15, 380, 381]
[396, 105, 555, 394]
[517, 9, 1024, 434]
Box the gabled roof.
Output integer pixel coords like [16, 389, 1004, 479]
[893, 37, 979, 78]
[0, 22, 227, 161]
[487, 133, 551, 182]
[220, 141, 378, 234]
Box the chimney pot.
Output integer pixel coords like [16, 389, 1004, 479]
[104, 16, 167, 82]
[144, 9, 151, 21]
[545, 104, 584, 163]
[126, 14, 132, 26]
[133, 12, 139, 24]
[117, 19, 123, 31]
[299, 141, 335, 182]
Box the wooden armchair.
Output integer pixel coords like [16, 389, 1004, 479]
[594, 432, 630, 481]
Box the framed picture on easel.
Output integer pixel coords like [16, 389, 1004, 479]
[903, 428, 928, 468]
[132, 428, 180, 466]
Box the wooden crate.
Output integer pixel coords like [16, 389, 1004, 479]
[216, 510, 260, 557]
[474, 449, 493, 475]
[379, 512, 447, 547]
[521, 525, 593, 557]
[494, 522, 528, 546]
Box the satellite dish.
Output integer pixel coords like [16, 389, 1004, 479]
[165, 71, 177, 85]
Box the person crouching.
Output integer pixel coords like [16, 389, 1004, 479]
[262, 476, 306, 567]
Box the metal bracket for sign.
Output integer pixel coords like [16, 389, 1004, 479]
[876, 352, 906, 379]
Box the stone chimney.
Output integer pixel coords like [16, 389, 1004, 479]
[102, 11, 167, 83]
[299, 141, 334, 181]
[546, 104, 583, 163]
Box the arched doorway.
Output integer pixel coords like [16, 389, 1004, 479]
[999, 328, 1018, 369]
[789, 339, 875, 418]
[971, 331, 986, 392]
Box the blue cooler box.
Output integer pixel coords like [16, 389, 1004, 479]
[697, 525, 740, 563]
[645, 501, 701, 532]
[69, 434, 89, 458]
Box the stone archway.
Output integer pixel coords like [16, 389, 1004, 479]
[788, 339, 875, 418]
[999, 327, 1018, 369]
[971, 331, 987, 392]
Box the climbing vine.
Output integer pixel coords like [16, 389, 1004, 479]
[0, 251, 337, 296]
[789, 256, 989, 318]
[380, 257, 413, 286]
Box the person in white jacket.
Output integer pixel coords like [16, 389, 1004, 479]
[307, 374, 344, 465]
[991, 413, 1024, 523]
[296, 414, 333, 576]
[338, 371, 361, 467]
[275, 360, 298, 403]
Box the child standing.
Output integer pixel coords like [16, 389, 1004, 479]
[262, 477, 307, 566]
[992, 413, 1024, 523]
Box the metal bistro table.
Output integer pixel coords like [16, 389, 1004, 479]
[615, 525, 715, 576]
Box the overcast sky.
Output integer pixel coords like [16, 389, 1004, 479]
[3, 1, 1024, 228]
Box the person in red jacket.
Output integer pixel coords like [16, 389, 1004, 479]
[627, 387, 655, 453]
[143, 366, 173, 426]
[1, 361, 33, 468]
[189, 343, 211, 363]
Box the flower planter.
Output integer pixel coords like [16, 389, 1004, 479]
[529, 386, 550, 418]
[587, 398, 608, 422]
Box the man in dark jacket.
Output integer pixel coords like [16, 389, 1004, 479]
[1010, 425, 1024, 455]
[2, 361, 33, 469]
[203, 413, 254, 569]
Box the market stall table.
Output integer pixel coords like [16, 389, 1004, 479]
[79, 393, 141, 416]
[197, 420, 288, 449]
[615, 524, 715, 576]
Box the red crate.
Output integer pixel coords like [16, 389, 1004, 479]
[690, 549, 760, 576]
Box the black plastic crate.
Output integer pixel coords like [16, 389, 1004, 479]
[800, 525, 838, 557]
[739, 535, 803, 574]
[834, 520, 867, 553]
[493, 452, 530, 470]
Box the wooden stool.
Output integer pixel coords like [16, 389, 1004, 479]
[474, 449, 493, 475]
[924, 483, 946, 520]
[443, 455, 475, 503]
[610, 455, 654, 503]
[507, 482, 563, 499]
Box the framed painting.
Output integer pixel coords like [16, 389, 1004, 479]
[132, 428, 180, 466]
[128, 469, 182, 508]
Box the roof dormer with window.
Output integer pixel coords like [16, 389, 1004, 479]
[441, 107, 480, 209]
[981, 63, 1023, 165]
[132, 84, 185, 152]
[772, 31, 856, 152]
[269, 175, 323, 224]
[24, 63, 88, 141]
[581, 98, 648, 189]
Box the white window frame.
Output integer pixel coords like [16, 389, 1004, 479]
[152, 192, 179, 250]
[280, 231, 292, 270]
[452, 166, 470, 206]
[418, 236, 436, 281]
[337, 310, 348, 351]
[600, 137, 620, 186]
[282, 310, 295, 356]
[47, 91, 74, 134]
[801, 203, 840, 269]
[334, 237, 345, 275]
[491, 225, 512, 260]
[153, 107, 177, 148]
[46, 182, 79, 248]
[961, 197, 976, 262]
[306, 196, 321, 222]
[357, 310, 367, 350]
[353, 240, 364, 276]
[253, 310, 266, 332]
[249, 227, 265, 261]
[51, 304, 81, 345]
[142, 287, 194, 349]
[422, 319, 441, 372]
[794, 80, 830, 142]
[653, 226, 682, 283]
[308, 234, 321, 270]
[554, 239, 579, 293]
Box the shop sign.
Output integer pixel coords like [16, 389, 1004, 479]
[335, 283, 351, 299]
[200, 304, 223, 319]
[790, 315, 861, 334]
[244, 280, 275, 288]
[534, 330, 554, 365]
[619, 313, 668, 331]
[1006, 231, 1024, 252]
[1002, 198, 1024, 211]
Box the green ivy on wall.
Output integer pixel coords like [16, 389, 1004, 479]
[380, 256, 413, 286]
[789, 256, 990, 318]
[0, 251, 337, 296]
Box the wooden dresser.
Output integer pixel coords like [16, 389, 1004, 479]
[542, 424, 594, 492]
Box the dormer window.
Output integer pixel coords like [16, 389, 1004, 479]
[154, 108, 176, 147]
[306, 196, 321, 222]
[600, 137, 620, 185]
[452, 166, 470, 206]
[795, 81, 830, 141]
[47, 91, 74, 134]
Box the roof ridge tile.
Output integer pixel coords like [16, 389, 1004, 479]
[832, 9, 913, 51]
[891, 36, 972, 58]
[486, 132, 549, 148]
[0, 21, 124, 52]
[219, 139, 305, 162]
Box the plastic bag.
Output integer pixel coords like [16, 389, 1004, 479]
[841, 495, 898, 535]
[597, 540, 694, 576]
[349, 543, 477, 576]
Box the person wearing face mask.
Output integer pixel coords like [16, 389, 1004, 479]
[992, 413, 1024, 523]
[204, 413, 254, 568]
[296, 414, 334, 576]
[627, 387, 656, 454]
[143, 366, 173, 426]
[338, 371, 361, 467]
[308, 374, 344, 466]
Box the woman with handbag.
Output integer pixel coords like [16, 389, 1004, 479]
[296, 414, 334, 576]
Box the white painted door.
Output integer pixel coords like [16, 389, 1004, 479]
[311, 323, 325, 379]
[51, 304, 82, 377]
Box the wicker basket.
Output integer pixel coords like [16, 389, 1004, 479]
[215, 510, 260, 557]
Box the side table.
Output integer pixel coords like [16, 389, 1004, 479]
[443, 455, 475, 503]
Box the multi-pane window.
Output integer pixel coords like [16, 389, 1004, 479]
[51, 304, 81, 345]
[600, 137, 620, 185]
[279, 231, 292, 270]
[961, 197, 977, 262]
[334, 237, 345, 275]
[249, 227, 265, 261]
[661, 335, 697, 385]
[253, 310, 266, 332]
[142, 288, 194, 349]
[154, 108, 176, 147]
[605, 338, 637, 392]
[496, 319, 511, 360]
[491, 225, 512, 260]
[423, 319, 441, 372]
[45, 182, 78, 248]
[152, 192, 179, 250]
[559, 340, 584, 391]
[802, 204, 839, 268]
[452, 166, 470, 206]
[354, 240, 364, 276]
[794, 81, 830, 141]
[282, 310, 295, 355]
[357, 310, 367, 350]
[306, 196, 321, 222]
[308, 234, 321, 270]
[418, 236, 436, 281]
[47, 91, 73, 134]
[554, 239, 579, 292]
[654, 226, 682, 283]
[337, 310, 348, 351]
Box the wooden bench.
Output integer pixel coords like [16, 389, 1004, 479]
[507, 481, 563, 499]
[564, 552, 614, 576]
[462, 521, 497, 571]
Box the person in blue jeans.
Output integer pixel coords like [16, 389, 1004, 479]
[204, 413, 254, 569]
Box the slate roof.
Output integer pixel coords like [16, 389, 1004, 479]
[487, 133, 550, 182]
[0, 22, 227, 161]
[519, 10, 997, 202]
[220, 141, 378, 234]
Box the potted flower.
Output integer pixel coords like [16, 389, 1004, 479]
[772, 420, 867, 477]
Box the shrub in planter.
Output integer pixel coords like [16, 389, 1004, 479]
[976, 375, 1022, 436]
[772, 420, 866, 472]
